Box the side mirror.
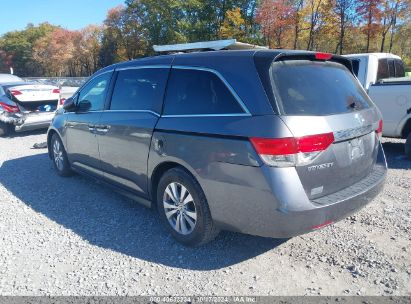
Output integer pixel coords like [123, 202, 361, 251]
[63, 97, 76, 111]
[77, 100, 92, 112]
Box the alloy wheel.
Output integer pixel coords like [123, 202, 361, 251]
[163, 182, 197, 235]
[53, 139, 64, 171]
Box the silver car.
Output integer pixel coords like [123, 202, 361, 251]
[0, 74, 61, 136]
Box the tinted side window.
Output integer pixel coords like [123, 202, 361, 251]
[78, 72, 112, 111]
[388, 59, 396, 78]
[377, 59, 389, 80]
[163, 69, 244, 115]
[110, 68, 169, 113]
[394, 59, 405, 77]
[351, 59, 360, 77]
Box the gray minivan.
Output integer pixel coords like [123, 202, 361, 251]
[47, 49, 387, 246]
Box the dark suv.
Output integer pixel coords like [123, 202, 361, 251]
[47, 50, 387, 246]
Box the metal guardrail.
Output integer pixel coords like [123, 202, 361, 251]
[23, 77, 89, 88]
[22, 77, 88, 99]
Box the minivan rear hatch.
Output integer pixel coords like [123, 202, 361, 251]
[255, 52, 382, 200]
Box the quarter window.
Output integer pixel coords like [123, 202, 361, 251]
[388, 59, 396, 78]
[377, 59, 389, 80]
[110, 68, 169, 113]
[394, 59, 405, 77]
[78, 72, 112, 111]
[163, 68, 244, 115]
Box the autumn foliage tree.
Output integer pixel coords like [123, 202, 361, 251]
[219, 8, 246, 40]
[333, 0, 358, 54]
[357, 0, 382, 52]
[77, 25, 103, 76]
[256, 0, 294, 48]
[32, 28, 81, 76]
[0, 23, 58, 76]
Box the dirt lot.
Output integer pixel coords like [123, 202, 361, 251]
[0, 131, 410, 296]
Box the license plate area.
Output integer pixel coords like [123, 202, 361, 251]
[348, 137, 365, 160]
[37, 104, 57, 112]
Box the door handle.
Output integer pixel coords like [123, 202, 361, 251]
[88, 124, 96, 132]
[95, 125, 110, 134]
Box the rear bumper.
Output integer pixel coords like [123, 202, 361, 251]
[262, 164, 387, 238]
[204, 143, 387, 239]
[0, 111, 54, 132]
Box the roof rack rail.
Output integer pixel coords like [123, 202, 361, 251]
[153, 39, 268, 53]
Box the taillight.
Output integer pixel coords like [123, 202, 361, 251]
[250, 133, 334, 167]
[10, 90, 22, 96]
[52, 89, 60, 94]
[315, 52, 333, 61]
[0, 101, 19, 113]
[376, 119, 383, 139]
[59, 98, 66, 106]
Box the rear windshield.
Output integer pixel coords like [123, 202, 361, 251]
[270, 60, 371, 116]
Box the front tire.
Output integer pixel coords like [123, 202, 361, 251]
[157, 167, 219, 246]
[51, 133, 73, 177]
[405, 133, 411, 160]
[0, 122, 12, 137]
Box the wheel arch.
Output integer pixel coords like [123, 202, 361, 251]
[47, 128, 64, 159]
[149, 161, 199, 206]
[401, 117, 411, 139]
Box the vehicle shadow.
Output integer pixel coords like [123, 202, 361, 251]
[0, 153, 287, 270]
[381, 140, 411, 170]
[7, 128, 48, 138]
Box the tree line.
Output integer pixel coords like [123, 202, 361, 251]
[0, 0, 410, 77]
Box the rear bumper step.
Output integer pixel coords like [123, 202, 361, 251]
[312, 164, 387, 206]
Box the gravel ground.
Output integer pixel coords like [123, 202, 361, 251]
[0, 130, 410, 296]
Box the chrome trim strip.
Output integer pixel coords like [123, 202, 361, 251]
[162, 113, 251, 118]
[333, 124, 375, 142]
[103, 109, 160, 117]
[74, 65, 252, 118]
[65, 110, 161, 117]
[115, 65, 171, 71]
[96, 69, 115, 75]
[171, 65, 251, 115]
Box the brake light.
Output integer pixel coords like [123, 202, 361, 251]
[315, 52, 333, 61]
[0, 101, 19, 113]
[52, 89, 60, 94]
[250, 133, 334, 167]
[298, 133, 335, 153]
[59, 98, 66, 106]
[376, 119, 383, 139]
[250, 137, 297, 155]
[10, 90, 22, 96]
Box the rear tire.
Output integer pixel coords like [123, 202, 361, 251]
[0, 122, 12, 137]
[51, 133, 73, 177]
[157, 167, 219, 246]
[405, 133, 411, 160]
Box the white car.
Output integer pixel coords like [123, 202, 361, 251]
[0, 74, 61, 136]
[345, 53, 411, 158]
